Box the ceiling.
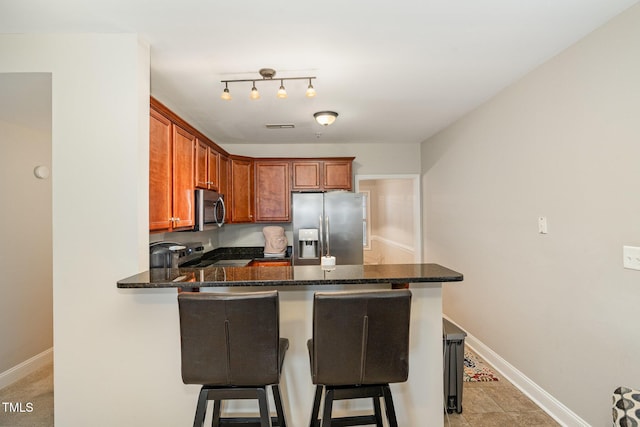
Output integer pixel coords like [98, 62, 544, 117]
[1, 0, 638, 145]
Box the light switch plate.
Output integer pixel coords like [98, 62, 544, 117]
[538, 216, 548, 234]
[623, 246, 640, 271]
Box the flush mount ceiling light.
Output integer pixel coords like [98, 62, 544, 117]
[221, 68, 316, 101]
[313, 111, 338, 126]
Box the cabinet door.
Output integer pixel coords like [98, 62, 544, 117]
[207, 148, 220, 190]
[194, 139, 208, 189]
[149, 108, 173, 231]
[219, 155, 230, 220]
[291, 161, 322, 190]
[324, 160, 352, 190]
[230, 158, 254, 223]
[172, 125, 196, 229]
[255, 161, 290, 222]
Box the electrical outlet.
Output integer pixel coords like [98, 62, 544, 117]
[623, 246, 640, 271]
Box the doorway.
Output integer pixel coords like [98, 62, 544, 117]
[0, 73, 53, 404]
[356, 175, 421, 264]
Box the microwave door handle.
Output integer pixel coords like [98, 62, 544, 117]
[215, 197, 226, 227]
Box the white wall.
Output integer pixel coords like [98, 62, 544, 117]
[0, 34, 173, 425]
[421, 5, 640, 426]
[0, 115, 52, 374]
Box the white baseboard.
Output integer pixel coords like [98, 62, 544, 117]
[0, 347, 53, 389]
[443, 316, 589, 427]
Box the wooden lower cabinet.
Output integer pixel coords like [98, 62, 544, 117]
[255, 160, 290, 222]
[249, 260, 291, 267]
[229, 157, 254, 223]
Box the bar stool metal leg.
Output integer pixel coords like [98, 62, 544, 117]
[256, 387, 271, 427]
[309, 385, 323, 427]
[272, 384, 287, 427]
[321, 388, 334, 427]
[382, 385, 399, 427]
[212, 399, 222, 427]
[373, 395, 383, 427]
[193, 387, 209, 427]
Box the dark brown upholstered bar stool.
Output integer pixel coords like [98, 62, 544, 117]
[178, 290, 288, 427]
[307, 289, 412, 427]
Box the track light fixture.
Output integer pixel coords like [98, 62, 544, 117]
[314, 111, 338, 126]
[250, 82, 260, 100]
[221, 68, 316, 101]
[220, 82, 231, 101]
[305, 78, 316, 98]
[277, 80, 287, 99]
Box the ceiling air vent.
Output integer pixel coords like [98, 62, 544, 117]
[265, 124, 295, 129]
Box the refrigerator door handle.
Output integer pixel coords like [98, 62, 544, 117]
[325, 215, 330, 256]
[319, 215, 324, 257]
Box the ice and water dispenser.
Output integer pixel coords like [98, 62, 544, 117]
[298, 228, 319, 259]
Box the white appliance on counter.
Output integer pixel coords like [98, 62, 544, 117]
[292, 192, 363, 265]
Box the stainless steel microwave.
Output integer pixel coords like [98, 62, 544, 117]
[194, 189, 226, 230]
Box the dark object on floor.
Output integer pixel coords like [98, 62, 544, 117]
[443, 318, 467, 414]
[308, 289, 412, 427]
[178, 290, 288, 427]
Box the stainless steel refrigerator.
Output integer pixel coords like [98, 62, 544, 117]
[292, 192, 363, 265]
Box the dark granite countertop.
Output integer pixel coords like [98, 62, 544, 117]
[117, 263, 463, 289]
[183, 246, 291, 267]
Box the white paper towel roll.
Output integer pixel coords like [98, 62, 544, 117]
[321, 256, 336, 267]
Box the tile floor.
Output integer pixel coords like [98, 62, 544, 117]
[1, 354, 560, 427]
[444, 350, 560, 427]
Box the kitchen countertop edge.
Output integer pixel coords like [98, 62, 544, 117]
[117, 263, 463, 289]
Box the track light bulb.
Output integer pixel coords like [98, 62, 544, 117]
[221, 87, 231, 101]
[250, 83, 260, 100]
[306, 80, 316, 98]
[277, 81, 287, 99]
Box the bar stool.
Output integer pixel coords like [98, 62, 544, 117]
[178, 290, 288, 427]
[307, 289, 412, 427]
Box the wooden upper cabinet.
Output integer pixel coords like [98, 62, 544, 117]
[291, 161, 321, 190]
[149, 108, 173, 231]
[255, 160, 290, 222]
[207, 148, 220, 191]
[229, 157, 254, 223]
[218, 154, 230, 221]
[195, 139, 220, 191]
[291, 158, 354, 191]
[195, 139, 208, 189]
[171, 125, 196, 230]
[324, 160, 352, 190]
[149, 106, 195, 232]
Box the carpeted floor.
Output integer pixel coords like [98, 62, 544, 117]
[0, 362, 53, 427]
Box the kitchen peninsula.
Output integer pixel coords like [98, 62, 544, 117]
[117, 263, 463, 426]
